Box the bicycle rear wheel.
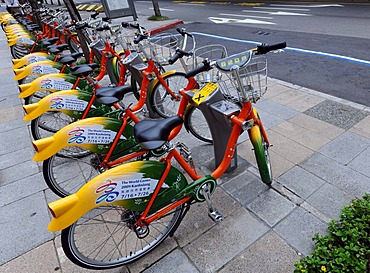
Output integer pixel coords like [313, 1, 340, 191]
[250, 125, 272, 185]
[61, 204, 184, 269]
[148, 72, 188, 118]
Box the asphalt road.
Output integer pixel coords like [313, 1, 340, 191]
[133, 1, 370, 107]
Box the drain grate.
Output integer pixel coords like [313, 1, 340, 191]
[304, 100, 369, 130]
[254, 30, 272, 36]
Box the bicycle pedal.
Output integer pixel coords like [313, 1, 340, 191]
[208, 209, 223, 222]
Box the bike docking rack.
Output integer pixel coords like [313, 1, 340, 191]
[185, 85, 240, 172]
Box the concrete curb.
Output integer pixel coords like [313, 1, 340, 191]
[148, 20, 184, 35]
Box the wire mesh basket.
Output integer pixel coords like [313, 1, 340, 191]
[186, 44, 228, 83]
[140, 33, 179, 66]
[218, 57, 267, 103]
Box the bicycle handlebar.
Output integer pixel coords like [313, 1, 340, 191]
[168, 48, 191, 64]
[256, 42, 286, 55]
[176, 27, 193, 38]
[185, 60, 212, 78]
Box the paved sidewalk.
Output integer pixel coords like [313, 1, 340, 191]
[1, 10, 370, 273]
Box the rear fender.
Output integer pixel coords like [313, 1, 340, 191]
[32, 117, 133, 161]
[14, 60, 63, 81]
[12, 52, 50, 69]
[18, 73, 78, 98]
[23, 89, 93, 121]
[8, 37, 34, 47]
[47, 161, 188, 232]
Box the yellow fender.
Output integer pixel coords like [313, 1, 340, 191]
[48, 161, 148, 232]
[8, 37, 35, 47]
[14, 60, 57, 81]
[32, 117, 120, 161]
[23, 89, 82, 121]
[12, 52, 49, 69]
[148, 70, 177, 91]
[18, 73, 74, 98]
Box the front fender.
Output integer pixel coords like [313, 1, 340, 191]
[32, 117, 135, 161]
[18, 73, 78, 99]
[12, 52, 50, 69]
[48, 160, 188, 232]
[23, 89, 93, 121]
[148, 70, 177, 91]
[14, 60, 63, 81]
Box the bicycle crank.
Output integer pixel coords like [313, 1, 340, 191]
[200, 183, 223, 222]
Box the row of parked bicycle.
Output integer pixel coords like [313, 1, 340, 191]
[1, 3, 286, 270]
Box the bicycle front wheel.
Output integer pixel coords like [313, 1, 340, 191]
[61, 204, 184, 269]
[31, 111, 74, 140]
[250, 125, 272, 185]
[43, 152, 102, 197]
[184, 105, 213, 143]
[148, 72, 189, 118]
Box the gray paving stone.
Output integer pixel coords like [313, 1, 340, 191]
[0, 146, 34, 170]
[318, 131, 370, 165]
[0, 192, 53, 265]
[219, 231, 300, 273]
[0, 160, 40, 187]
[222, 171, 269, 206]
[0, 172, 46, 207]
[174, 187, 240, 248]
[255, 108, 285, 130]
[304, 100, 369, 130]
[348, 146, 370, 177]
[0, 93, 24, 109]
[142, 249, 199, 273]
[0, 241, 60, 273]
[0, 118, 27, 132]
[183, 208, 269, 273]
[0, 126, 30, 156]
[257, 99, 300, 120]
[276, 166, 325, 199]
[306, 183, 354, 220]
[274, 207, 327, 257]
[300, 153, 370, 198]
[247, 190, 296, 227]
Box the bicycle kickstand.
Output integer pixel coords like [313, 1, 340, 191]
[200, 184, 223, 222]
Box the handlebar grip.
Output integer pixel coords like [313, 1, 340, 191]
[185, 60, 211, 78]
[168, 48, 191, 64]
[168, 51, 183, 65]
[134, 34, 146, 44]
[129, 22, 140, 29]
[96, 25, 110, 31]
[257, 42, 286, 54]
[75, 22, 88, 30]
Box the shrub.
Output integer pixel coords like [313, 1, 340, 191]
[294, 194, 370, 273]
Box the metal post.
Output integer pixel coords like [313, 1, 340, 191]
[63, 0, 91, 62]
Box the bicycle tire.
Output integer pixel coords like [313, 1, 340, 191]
[31, 111, 74, 140]
[10, 44, 30, 59]
[67, 35, 81, 53]
[61, 204, 184, 269]
[148, 72, 189, 118]
[24, 90, 51, 105]
[184, 105, 213, 144]
[250, 125, 272, 185]
[43, 152, 102, 197]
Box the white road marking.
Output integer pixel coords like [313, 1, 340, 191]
[242, 10, 311, 16]
[219, 13, 273, 20]
[192, 32, 370, 67]
[253, 7, 310, 11]
[149, 7, 174, 11]
[178, 3, 205, 6]
[270, 4, 344, 8]
[208, 17, 276, 25]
